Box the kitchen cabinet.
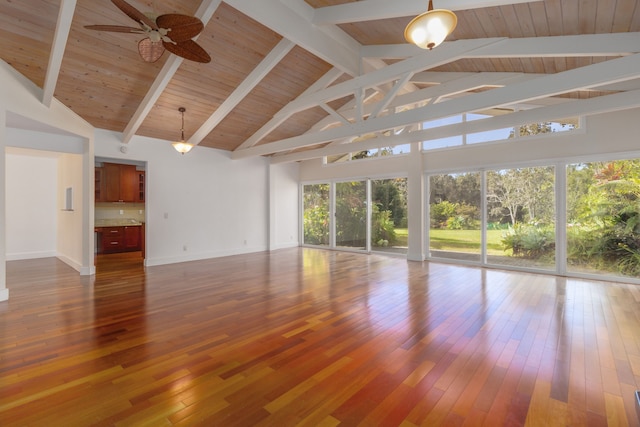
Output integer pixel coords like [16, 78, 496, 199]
[101, 162, 139, 203]
[95, 167, 105, 202]
[124, 226, 141, 250]
[137, 171, 145, 203]
[97, 225, 142, 253]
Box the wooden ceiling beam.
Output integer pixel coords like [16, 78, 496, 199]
[312, 0, 541, 25]
[42, 0, 76, 107]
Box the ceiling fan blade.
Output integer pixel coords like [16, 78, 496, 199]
[162, 39, 211, 63]
[84, 25, 145, 34]
[156, 14, 204, 42]
[112, 0, 157, 30]
[138, 38, 165, 62]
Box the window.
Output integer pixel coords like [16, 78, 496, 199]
[303, 184, 330, 246]
[567, 160, 640, 278]
[429, 173, 481, 262]
[422, 112, 580, 151]
[486, 166, 556, 270]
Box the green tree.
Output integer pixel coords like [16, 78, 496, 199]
[372, 178, 407, 227]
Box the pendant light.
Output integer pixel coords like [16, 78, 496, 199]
[404, 0, 457, 50]
[172, 107, 194, 154]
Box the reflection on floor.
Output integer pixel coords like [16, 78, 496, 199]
[95, 251, 144, 271]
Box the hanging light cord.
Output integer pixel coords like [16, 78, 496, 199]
[179, 107, 186, 141]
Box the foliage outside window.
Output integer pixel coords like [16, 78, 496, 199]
[303, 178, 408, 254]
[429, 173, 482, 262]
[372, 178, 408, 254]
[336, 181, 367, 249]
[486, 166, 556, 269]
[326, 144, 410, 164]
[567, 160, 640, 277]
[303, 184, 329, 245]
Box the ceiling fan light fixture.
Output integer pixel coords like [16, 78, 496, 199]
[405, 0, 457, 50]
[172, 107, 194, 154]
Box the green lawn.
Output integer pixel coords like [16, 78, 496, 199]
[395, 228, 505, 255]
[392, 228, 505, 255]
[430, 229, 504, 255]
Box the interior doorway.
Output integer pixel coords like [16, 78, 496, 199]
[94, 157, 146, 270]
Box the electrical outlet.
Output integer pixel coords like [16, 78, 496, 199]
[119, 209, 124, 215]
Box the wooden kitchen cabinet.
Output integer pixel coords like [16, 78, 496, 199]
[124, 226, 141, 250]
[98, 225, 142, 253]
[101, 162, 139, 203]
[95, 167, 105, 202]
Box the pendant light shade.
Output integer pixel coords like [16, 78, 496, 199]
[404, 0, 457, 50]
[172, 107, 194, 154]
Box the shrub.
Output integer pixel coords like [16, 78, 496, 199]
[372, 207, 397, 247]
[501, 223, 555, 259]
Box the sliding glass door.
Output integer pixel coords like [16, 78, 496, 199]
[372, 178, 408, 255]
[335, 181, 367, 250]
[302, 183, 330, 246]
[567, 160, 640, 278]
[486, 166, 555, 270]
[429, 173, 481, 262]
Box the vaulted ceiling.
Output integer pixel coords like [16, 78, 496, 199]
[1, 0, 639, 162]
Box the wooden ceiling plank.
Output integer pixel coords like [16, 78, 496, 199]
[464, 33, 640, 57]
[187, 38, 295, 146]
[233, 53, 640, 158]
[360, 32, 640, 59]
[312, 0, 543, 25]
[122, 0, 222, 144]
[236, 67, 344, 150]
[272, 88, 640, 164]
[224, 0, 361, 76]
[42, 0, 76, 107]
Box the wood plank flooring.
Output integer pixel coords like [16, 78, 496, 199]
[1, 248, 639, 426]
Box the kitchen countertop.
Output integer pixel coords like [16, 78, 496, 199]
[95, 219, 144, 227]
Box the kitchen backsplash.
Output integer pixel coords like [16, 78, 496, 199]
[95, 203, 145, 223]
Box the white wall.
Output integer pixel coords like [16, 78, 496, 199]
[94, 129, 276, 266]
[56, 153, 84, 270]
[1, 60, 94, 300]
[5, 148, 58, 260]
[269, 162, 300, 250]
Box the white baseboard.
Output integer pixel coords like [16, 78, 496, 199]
[56, 255, 82, 273]
[145, 245, 268, 267]
[0, 288, 8, 302]
[6, 250, 57, 261]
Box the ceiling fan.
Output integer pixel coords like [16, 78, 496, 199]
[85, 0, 211, 63]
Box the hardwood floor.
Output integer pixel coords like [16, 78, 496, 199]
[1, 248, 639, 426]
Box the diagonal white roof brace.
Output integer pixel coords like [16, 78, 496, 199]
[232, 53, 640, 158]
[42, 0, 77, 107]
[312, 0, 541, 25]
[271, 89, 640, 164]
[122, 0, 222, 144]
[187, 38, 295, 146]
